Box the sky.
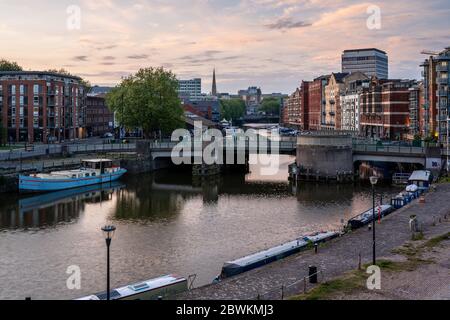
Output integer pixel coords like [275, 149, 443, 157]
[0, 0, 449, 94]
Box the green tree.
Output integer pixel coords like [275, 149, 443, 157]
[45, 68, 92, 93]
[220, 99, 246, 121]
[106, 67, 184, 137]
[0, 59, 23, 71]
[260, 97, 281, 115]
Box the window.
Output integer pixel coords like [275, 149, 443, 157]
[11, 96, 16, 105]
[10, 85, 16, 95]
[33, 96, 39, 106]
[33, 84, 40, 95]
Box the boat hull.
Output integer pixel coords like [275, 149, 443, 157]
[19, 169, 127, 192]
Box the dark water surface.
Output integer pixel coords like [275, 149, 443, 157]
[0, 156, 399, 299]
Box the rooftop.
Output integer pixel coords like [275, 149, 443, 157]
[343, 48, 387, 55]
[0, 71, 82, 81]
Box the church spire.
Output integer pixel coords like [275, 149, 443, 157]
[212, 68, 218, 96]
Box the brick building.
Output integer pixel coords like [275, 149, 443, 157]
[360, 79, 414, 140]
[85, 95, 114, 137]
[0, 71, 87, 143]
[283, 88, 301, 127]
[308, 76, 329, 131]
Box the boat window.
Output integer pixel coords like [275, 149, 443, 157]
[92, 172, 96, 176]
[72, 174, 76, 178]
[85, 173, 90, 177]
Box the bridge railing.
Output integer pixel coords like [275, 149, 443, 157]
[0, 143, 137, 161]
[353, 144, 426, 155]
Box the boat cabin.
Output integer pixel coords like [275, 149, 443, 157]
[82, 159, 114, 174]
[408, 170, 433, 191]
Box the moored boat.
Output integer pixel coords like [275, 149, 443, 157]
[76, 274, 188, 300]
[347, 205, 394, 229]
[220, 231, 339, 279]
[19, 159, 127, 192]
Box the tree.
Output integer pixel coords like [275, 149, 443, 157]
[220, 99, 246, 121]
[0, 59, 23, 71]
[45, 68, 92, 93]
[260, 97, 281, 115]
[106, 67, 184, 137]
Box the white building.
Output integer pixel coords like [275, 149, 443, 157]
[340, 93, 361, 131]
[178, 78, 202, 101]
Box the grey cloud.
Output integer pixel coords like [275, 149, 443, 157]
[73, 56, 89, 62]
[266, 18, 312, 30]
[127, 54, 149, 59]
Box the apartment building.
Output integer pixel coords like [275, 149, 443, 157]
[0, 71, 87, 143]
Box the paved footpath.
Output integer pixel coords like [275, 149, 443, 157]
[178, 184, 450, 300]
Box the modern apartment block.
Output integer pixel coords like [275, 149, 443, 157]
[422, 47, 450, 142]
[360, 79, 414, 140]
[408, 82, 426, 138]
[178, 78, 202, 102]
[85, 95, 114, 137]
[342, 48, 389, 79]
[0, 71, 87, 143]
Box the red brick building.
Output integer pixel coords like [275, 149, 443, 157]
[0, 71, 87, 143]
[308, 76, 329, 131]
[86, 95, 114, 137]
[300, 81, 310, 130]
[360, 79, 414, 140]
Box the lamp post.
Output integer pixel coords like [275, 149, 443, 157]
[370, 176, 379, 266]
[102, 225, 116, 301]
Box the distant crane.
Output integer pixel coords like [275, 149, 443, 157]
[421, 50, 440, 56]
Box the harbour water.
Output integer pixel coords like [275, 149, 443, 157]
[0, 155, 399, 300]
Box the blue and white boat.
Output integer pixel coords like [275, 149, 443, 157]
[19, 159, 127, 192]
[219, 231, 339, 279]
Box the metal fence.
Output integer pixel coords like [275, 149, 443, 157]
[353, 144, 427, 155]
[254, 270, 325, 300]
[0, 143, 137, 161]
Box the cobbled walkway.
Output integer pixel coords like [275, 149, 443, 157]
[178, 184, 450, 300]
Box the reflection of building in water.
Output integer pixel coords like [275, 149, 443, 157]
[0, 183, 123, 230]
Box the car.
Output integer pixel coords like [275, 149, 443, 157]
[103, 132, 114, 138]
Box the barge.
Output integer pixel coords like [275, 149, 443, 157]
[19, 159, 127, 192]
[347, 205, 394, 229]
[219, 231, 339, 279]
[77, 275, 188, 300]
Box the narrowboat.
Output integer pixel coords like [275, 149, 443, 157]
[408, 170, 433, 191]
[347, 205, 394, 229]
[77, 275, 188, 301]
[220, 231, 339, 279]
[19, 159, 127, 192]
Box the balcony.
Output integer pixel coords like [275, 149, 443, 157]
[438, 89, 448, 96]
[436, 64, 449, 72]
[437, 76, 449, 84]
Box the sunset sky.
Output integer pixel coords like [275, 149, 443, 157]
[1, 0, 449, 93]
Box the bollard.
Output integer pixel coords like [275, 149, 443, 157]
[309, 266, 318, 284]
[314, 243, 318, 254]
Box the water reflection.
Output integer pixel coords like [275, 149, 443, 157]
[0, 182, 124, 230]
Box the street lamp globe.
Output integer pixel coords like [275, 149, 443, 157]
[102, 225, 116, 241]
[370, 176, 379, 186]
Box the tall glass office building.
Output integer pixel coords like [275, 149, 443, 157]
[342, 48, 389, 79]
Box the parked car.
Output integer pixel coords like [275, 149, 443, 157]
[103, 132, 114, 138]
